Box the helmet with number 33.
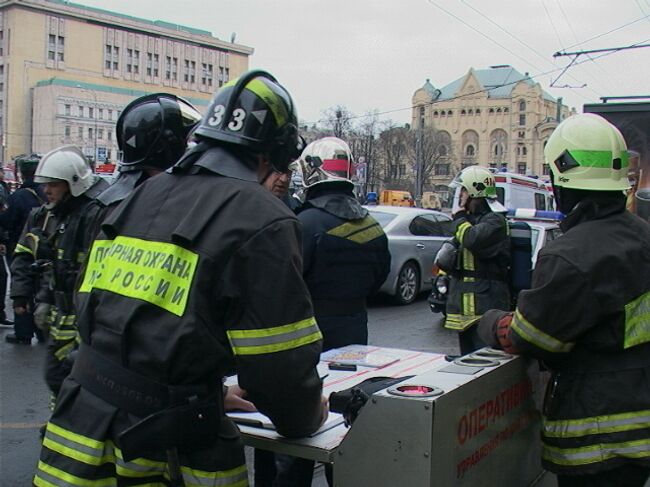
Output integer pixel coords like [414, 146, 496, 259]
[194, 70, 303, 172]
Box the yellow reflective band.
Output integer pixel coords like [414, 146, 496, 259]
[347, 224, 384, 244]
[327, 216, 383, 241]
[624, 291, 650, 349]
[57, 249, 64, 259]
[54, 341, 75, 361]
[542, 438, 650, 467]
[43, 423, 112, 466]
[462, 248, 475, 271]
[444, 313, 481, 331]
[14, 243, 33, 255]
[46, 422, 104, 451]
[511, 308, 574, 353]
[227, 317, 322, 355]
[79, 236, 198, 317]
[243, 78, 288, 127]
[35, 461, 116, 487]
[181, 463, 248, 487]
[543, 409, 650, 438]
[456, 221, 471, 242]
[462, 292, 476, 316]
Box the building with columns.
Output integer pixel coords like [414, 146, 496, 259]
[409, 65, 571, 196]
[0, 0, 253, 165]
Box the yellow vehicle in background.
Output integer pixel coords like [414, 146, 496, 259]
[421, 191, 443, 211]
[380, 190, 415, 207]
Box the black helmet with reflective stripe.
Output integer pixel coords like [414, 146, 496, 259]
[194, 70, 303, 173]
[116, 93, 201, 172]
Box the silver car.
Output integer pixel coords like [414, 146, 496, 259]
[366, 205, 453, 305]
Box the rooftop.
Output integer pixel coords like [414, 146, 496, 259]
[424, 65, 556, 102]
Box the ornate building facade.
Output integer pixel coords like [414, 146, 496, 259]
[402, 65, 571, 197]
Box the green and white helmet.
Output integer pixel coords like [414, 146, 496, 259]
[544, 113, 630, 191]
[451, 166, 497, 198]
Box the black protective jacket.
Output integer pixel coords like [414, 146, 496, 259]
[479, 197, 650, 475]
[298, 185, 390, 350]
[0, 179, 44, 253]
[445, 208, 510, 331]
[36, 146, 324, 485]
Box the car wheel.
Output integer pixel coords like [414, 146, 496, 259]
[394, 261, 420, 305]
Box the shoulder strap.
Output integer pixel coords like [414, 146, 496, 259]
[24, 188, 44, 205]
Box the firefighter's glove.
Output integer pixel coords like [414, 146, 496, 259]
[33, 303, 52, 331]
[25, 229, 55, 261]
[478, 309, 518, 354]
[13, 297, 30, 315]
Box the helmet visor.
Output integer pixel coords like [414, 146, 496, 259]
[178, 100, 202, 128]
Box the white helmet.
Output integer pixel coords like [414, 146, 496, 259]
[34, 145, 94, 197]
[294, 137, 354, 190]
[450, 165, 506, 212]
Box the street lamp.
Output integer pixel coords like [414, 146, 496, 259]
[76, 84, 98, 168]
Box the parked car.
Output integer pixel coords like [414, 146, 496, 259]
[366, 205, 453, 305]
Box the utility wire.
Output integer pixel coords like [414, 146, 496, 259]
[562, 14, 650, 50]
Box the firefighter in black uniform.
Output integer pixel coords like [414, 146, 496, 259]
[478, 114, 650, 486]
[442, 165, 510, 355]
[2, 154, 45, 343]
[268, 137, 390, 487]
[86, 93, 202, 242]
[29, 146, 108, 400]
[35, 70, 327, 487]
[296, 137, 390, 351]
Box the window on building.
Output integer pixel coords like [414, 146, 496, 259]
[0, 65, 3, 76]
[172, 57, 178, 81]
[434, 164, 450, 176]
[493, 143, 505, 158]
[438, 145, 448, 157]
[468, 109, 473, 115]
[184, 60, 190, 82]
[88, 127, 93, 139]
[517, 163, 526, 174]
[476, 109, 481, 115]
[218, 66, 224, 87]
[440, 111, 446, 117]
[78, 106, 84, 117]
[147, 52, 153, 76]
[522, 146, 527, 156]
[98, 108, 104, 120]
[126, 48, 133, 73]
[504, 107, 509, 113]
[519, 100, 526, 111]
[465, 145, 475, 157]
[88, 107, 94, 119]
[518, 131, 525, 138]
[447, 110, 452, 116]
[48, 34, 64, 62]
[98, 129, 104, 140]
[108, 109, 113, 120]
[105, 45, 119, 71]
[519, 113, 526, 126]
[133, 50, 140, 74]
[153, 54, 159, 77]
[64, 125, 70, 137]
[225, 67, 229, 82]
[489, 108, 494, 114]
[78, 126, 83, 139]
[165, 56, 172, 79]
[108, 130, 112, 141]
[433, 111, 438, 117]
[496, 108, 502, 114]
[202, 63, 213, 86]
[489, 163, 497, 169]
[64, 104, 71, 116]
[190, 61, 196, 83]
[542, 163, 550, 176]
[461, 109, 466, 116]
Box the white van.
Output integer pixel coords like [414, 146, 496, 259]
[451, 170, 554, 212]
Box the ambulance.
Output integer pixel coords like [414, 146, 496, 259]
[451, 169, 555, 212]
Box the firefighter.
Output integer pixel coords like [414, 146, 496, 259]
[478, 113, 650, 486]
[87, 93, 202, 240]
[1, 154, 45, 342]
[29, 146, 108, 399]
[35, 70, 327, 487]
[443, 165, 510, 355]
[268, 137, 390, 487]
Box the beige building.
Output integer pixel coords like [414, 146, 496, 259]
[408, 65, 571, 193]
[0, 0, 253, 165]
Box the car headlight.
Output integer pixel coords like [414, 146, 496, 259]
[435, 277, 448, 294]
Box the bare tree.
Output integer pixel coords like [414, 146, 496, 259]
[319, 105, 355, 138]
[375, 123, 412, 192]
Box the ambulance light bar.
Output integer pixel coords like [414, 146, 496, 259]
[506, 208, 565, 221]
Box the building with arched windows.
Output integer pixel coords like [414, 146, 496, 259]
[410, 65, 572, 196]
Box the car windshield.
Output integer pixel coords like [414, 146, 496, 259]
[368, 210, 397, 228]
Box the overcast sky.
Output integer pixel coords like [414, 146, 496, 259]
[80, 0, 650, 126]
